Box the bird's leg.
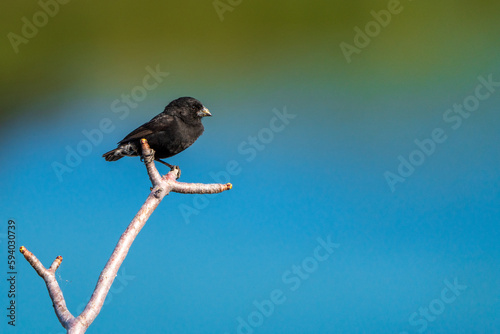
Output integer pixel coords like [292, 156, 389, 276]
[155, 159, 174, 169]
[155, 159, 181, 179]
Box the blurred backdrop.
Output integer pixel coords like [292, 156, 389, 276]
[1, 1, 499, 333]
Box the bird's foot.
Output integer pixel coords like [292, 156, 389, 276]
[156, 159, 181, 179]
[171, 165, 181, 179]
[141, 148, 156, 164]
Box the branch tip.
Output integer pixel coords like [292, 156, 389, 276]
[227, 183, 233, 190]
[50, 256, 64, 271]
[20, 246, 26, 254]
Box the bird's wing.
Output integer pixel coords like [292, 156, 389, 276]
[119, 113, 174, 144]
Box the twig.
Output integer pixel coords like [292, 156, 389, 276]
[21, 138, 231, 333]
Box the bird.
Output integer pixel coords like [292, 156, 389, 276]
[103, 97, 211, 168]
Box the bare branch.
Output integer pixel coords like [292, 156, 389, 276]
[141, 138, 162, 186]
[21, 138, 231, 333]
[171, 180, 232, 194]
[19, 247, 75, 329]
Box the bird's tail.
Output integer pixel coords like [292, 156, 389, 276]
[103, 143, 138, 161]
[102, 148, 124, 161]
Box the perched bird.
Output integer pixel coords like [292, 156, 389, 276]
[103, 97, 211, 167]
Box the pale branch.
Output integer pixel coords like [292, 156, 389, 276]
[21, 138, 232, 334]
[20, 247, 76, 329]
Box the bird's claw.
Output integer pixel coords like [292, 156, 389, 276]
[171, 165, 181, 179]
[141, 149, 155, 164]
[155, 159, 181, 179]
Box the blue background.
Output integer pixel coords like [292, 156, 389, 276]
[1, 1, 499, 333]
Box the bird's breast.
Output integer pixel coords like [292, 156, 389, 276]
[149, 119, 204, 158]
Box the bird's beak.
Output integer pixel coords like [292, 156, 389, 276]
[197, 107, 212, 117]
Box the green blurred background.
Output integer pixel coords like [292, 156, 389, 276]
[2, 0, 500, 121]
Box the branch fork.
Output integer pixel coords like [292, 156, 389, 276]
[21, 138, 231, 333]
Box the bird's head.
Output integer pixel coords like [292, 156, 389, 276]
[164, 97, 211, 123]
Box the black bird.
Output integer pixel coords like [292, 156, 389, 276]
[103, 97, 211, 167]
